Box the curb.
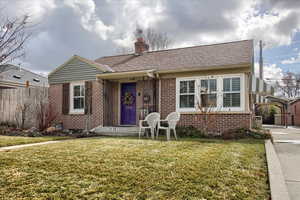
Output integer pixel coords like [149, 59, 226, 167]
[265, 140, 290, 200]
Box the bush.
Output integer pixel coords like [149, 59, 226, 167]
[222, 128, 272, 140]
[176, 126, 219, 138]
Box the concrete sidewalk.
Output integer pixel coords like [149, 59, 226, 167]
[0, 141, 61, 151]
[267, 125, 300, 200]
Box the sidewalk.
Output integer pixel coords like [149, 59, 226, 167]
[0, 140, 62, 151]
[267, 125, 300, 200]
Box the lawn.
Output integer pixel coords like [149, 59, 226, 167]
[0, 135, 71, 147]
[0, 138, 269, 199]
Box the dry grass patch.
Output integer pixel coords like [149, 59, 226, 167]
[0, 138, 269, 199]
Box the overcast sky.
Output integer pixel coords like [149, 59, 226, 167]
[2, 0, 300, 80]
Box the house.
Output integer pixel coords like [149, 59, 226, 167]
[0, 64, 48, 127]
[48, 38, 258, 134]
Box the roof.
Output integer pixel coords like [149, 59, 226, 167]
[0, 64, 48, 88]
[48, 55, 113, 77]
[95, 40, 253, 72]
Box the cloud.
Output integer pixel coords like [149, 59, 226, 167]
[254, 62, 284, 83]
[281, 52, 300, 64]
[1, 0, 300, 74]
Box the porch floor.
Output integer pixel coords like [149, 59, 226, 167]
[91, 126, 139, 136]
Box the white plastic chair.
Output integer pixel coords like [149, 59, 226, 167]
[157, 112, 180, 140]
[139, 112, 160, 139]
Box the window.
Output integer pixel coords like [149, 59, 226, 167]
[200, 79, 217, 107]
[70, 82, 85, 113]
[223, 77, 241, 107]
[176, 74, 244, 112]
[179, 80, 195, 108]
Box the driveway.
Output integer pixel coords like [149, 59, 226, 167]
[266, 125, 300, 200]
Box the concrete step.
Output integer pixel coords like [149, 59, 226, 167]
[91, 126, 139, 136]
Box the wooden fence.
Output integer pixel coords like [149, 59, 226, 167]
[0, 87, 48, 128]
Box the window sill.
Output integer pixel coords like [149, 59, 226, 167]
[69, 110, 85, 115]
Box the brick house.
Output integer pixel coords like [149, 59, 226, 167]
[288, 98, 300, 126]
[48, 38, 257, 134]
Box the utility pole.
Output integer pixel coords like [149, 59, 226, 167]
[259, 40, 263, 79]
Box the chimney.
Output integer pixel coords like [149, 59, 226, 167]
[134, 29, 149, 55]
[259, 40, 263, 79]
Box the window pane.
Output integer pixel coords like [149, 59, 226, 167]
[180, 81, 187, 93]
[80, 85, 85, 96]
[209, 79, 217, 92]
[74, 86, 81, 96]
[189, 80, 195, 93]
[232, 93, 240, 107]
[180, 95, 194, 108]
[201, 80, 208, 92]
[201, 94, 217, 107]
[74, 97, 84, 109]
[223, 93, 231, 107]
[232, 78, 240, 91]
[223, 78, 231, 91]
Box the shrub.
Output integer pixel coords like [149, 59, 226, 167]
[176, 126, 213, 138]
[222, 127, 272, 140]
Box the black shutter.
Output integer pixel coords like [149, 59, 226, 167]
[85, 81, 93, 115]
[62, 83, 70, 115]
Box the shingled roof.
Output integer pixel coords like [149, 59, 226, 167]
[95, 40, 253, 73]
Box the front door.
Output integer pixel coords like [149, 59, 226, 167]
[120, 83, 137, 125]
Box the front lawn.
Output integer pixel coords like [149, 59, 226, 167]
[0, 138, 269, 199]
[0, 135, 71, 147]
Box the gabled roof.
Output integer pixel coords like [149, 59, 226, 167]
[95, 40, 253, 72]
[0, 64, 48, 88]
[48, 55, 113, 77]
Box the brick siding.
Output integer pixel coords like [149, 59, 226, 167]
[49, 80, 103, 130]
[160, 78, 251, 133]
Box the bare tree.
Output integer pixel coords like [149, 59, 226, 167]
[115, 27, 173, 54]
[276, 72, 300, 99]
[15, 101, 31, 129]
[0, 14, 31, 68]
[140, 28, 173, 51]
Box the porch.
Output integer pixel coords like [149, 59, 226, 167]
[98, 70, 159, 128]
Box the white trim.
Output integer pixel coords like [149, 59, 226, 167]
[176, 73, 246, 113]
[69, 81, 85, 114]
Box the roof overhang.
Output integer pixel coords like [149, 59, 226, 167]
[96, 63, 251, 80]
[97, 69, 156, 80]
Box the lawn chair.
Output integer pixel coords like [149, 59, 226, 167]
[156, 112, 180, 141]
[139, 112, 160, 139]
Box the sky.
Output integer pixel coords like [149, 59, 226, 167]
[1, 0, 300, 80]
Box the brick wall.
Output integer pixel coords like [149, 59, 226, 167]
[160, 78, 251, 133]
[288, 101, 300, 126]
[49, 80, 104, 130]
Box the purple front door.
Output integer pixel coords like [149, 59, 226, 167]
[120, 83, 137, 125]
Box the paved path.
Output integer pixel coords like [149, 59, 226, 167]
[0, 141, 61, 151]
[266, 125, 300, 200]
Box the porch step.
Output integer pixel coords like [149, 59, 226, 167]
[91, 126, 139, 136]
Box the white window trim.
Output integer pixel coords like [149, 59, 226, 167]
[176, 74, 245, 113]
[69, 81, 85, 114]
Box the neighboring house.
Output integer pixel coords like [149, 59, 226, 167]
[48, 38, 263, 134]
[0, 64, 48, 128]
[288, 98, 300, 126]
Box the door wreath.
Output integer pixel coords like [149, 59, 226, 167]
[123, 92, 134, 105]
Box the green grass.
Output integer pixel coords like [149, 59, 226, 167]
[0, 138, 269, 199]
[0, 135, 71, 147]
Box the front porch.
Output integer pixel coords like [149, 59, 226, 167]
[98, 70, 159, 127]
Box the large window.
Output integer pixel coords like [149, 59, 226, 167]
[223, 77, 241, 107]
[70, 82, 85, 113]
[179, 80, 195, 108]
[200, 79, 217, 107]
[176, 74, 244, 112]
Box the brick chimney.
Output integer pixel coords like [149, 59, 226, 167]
[134, 29, 149, 55]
